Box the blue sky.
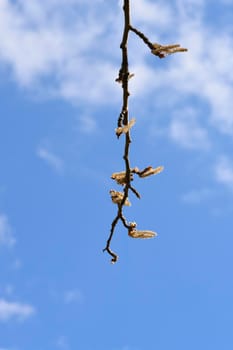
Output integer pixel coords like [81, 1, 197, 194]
[1, 0, 233, 349]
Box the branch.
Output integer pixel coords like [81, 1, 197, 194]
[129, 25, 154, 50]
[103, 0, 188, 263]
[130, 25, 188, 58]
[103, 0, 132, 263]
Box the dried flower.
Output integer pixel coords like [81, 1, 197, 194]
[111, 171, 127, 185]
[128, 222, 157, 238]
[111, 169, 135, 185]
[128, 230, 157, 238]
[109, 190, 131, 206]
[115, 118, 136, 137]
[151, 42, 188, 58]
[138, 165, 164, 178]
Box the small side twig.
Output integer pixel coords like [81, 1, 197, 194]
[130, 24, 187, 58]
[129, 25, 154, 50]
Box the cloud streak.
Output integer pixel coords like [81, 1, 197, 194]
[169, 114, 211, 151]
[37, 147, 64, 173]
[181, 188, 214, 204]
[214, 156, 233, 191]
[64, 289, 83, 304]
[0, 299, 35, 322]
[0, 214, 16, 247]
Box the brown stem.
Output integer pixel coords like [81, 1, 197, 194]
[103, 1, 188, 263]
[103, 0, 132, 263]
[129, 25, 154, 50]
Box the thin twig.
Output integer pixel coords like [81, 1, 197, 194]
[130, 24, 188, 58]
[103, 0, 187, 263]
[129, 25, 154, 50]
[129, 185, 141, 199]
[103, 0, 132, 263]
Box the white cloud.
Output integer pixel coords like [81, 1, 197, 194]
[0, 0, 233, 149]
[11, 259, 22, 270]
[37, 147, 63, 173]
[149, 107, 211, 150]
[214, 156, 233, 191]
[78, 114, 97, 134]
[169, 117, 210, 150]
[0, 214, 16, 247]
[4, 285, 14, 296]
[129, 0, 233, 145]
[0, 0, 119, 105]
[56, 336, 69, 350]
[154, 14, 233, 136]
[0, 1, 65, 84]
[0, 345, 18, 350]
[64, 289, 83, 304]
[181, 188, 213, 204]
[0, 299, 35, 322]
[131, 0, 173, 28]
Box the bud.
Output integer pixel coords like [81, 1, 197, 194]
[138, 166, 164, 178]
[115, 118, 136, 137]
[109, 190, 131, 206]
[128, 229, 157, 239]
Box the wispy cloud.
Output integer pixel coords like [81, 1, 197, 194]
[0, 214, 16, 247]
[214, 156, 233, 191]
[113, 346, 137, 350]
[0, 0, 232, 116]
[0, 0, 119, 105]
[129, 0, 233, 150]
[151, 3, 233, 137]
[2, 285, 14, 297]
[0, 0, 233, 149]
[0, 346, 17, 350]
[169, 114, 211, 150]
[181, 188, 213, 204]
[78, 114, 97, 134]
[0, 299, 35, 322]
[56, 336, 69, 350]
[10, 259, 22, 271]
[37, 147, 63, 173]
[64, 289, 83, 304]
[131, 0, 173, 28]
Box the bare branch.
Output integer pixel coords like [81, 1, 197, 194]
[103, 0, 132, 263]
[130, 25, 188, 58]
[129, 25, 154, 50]
[103, 0, 188, 263]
